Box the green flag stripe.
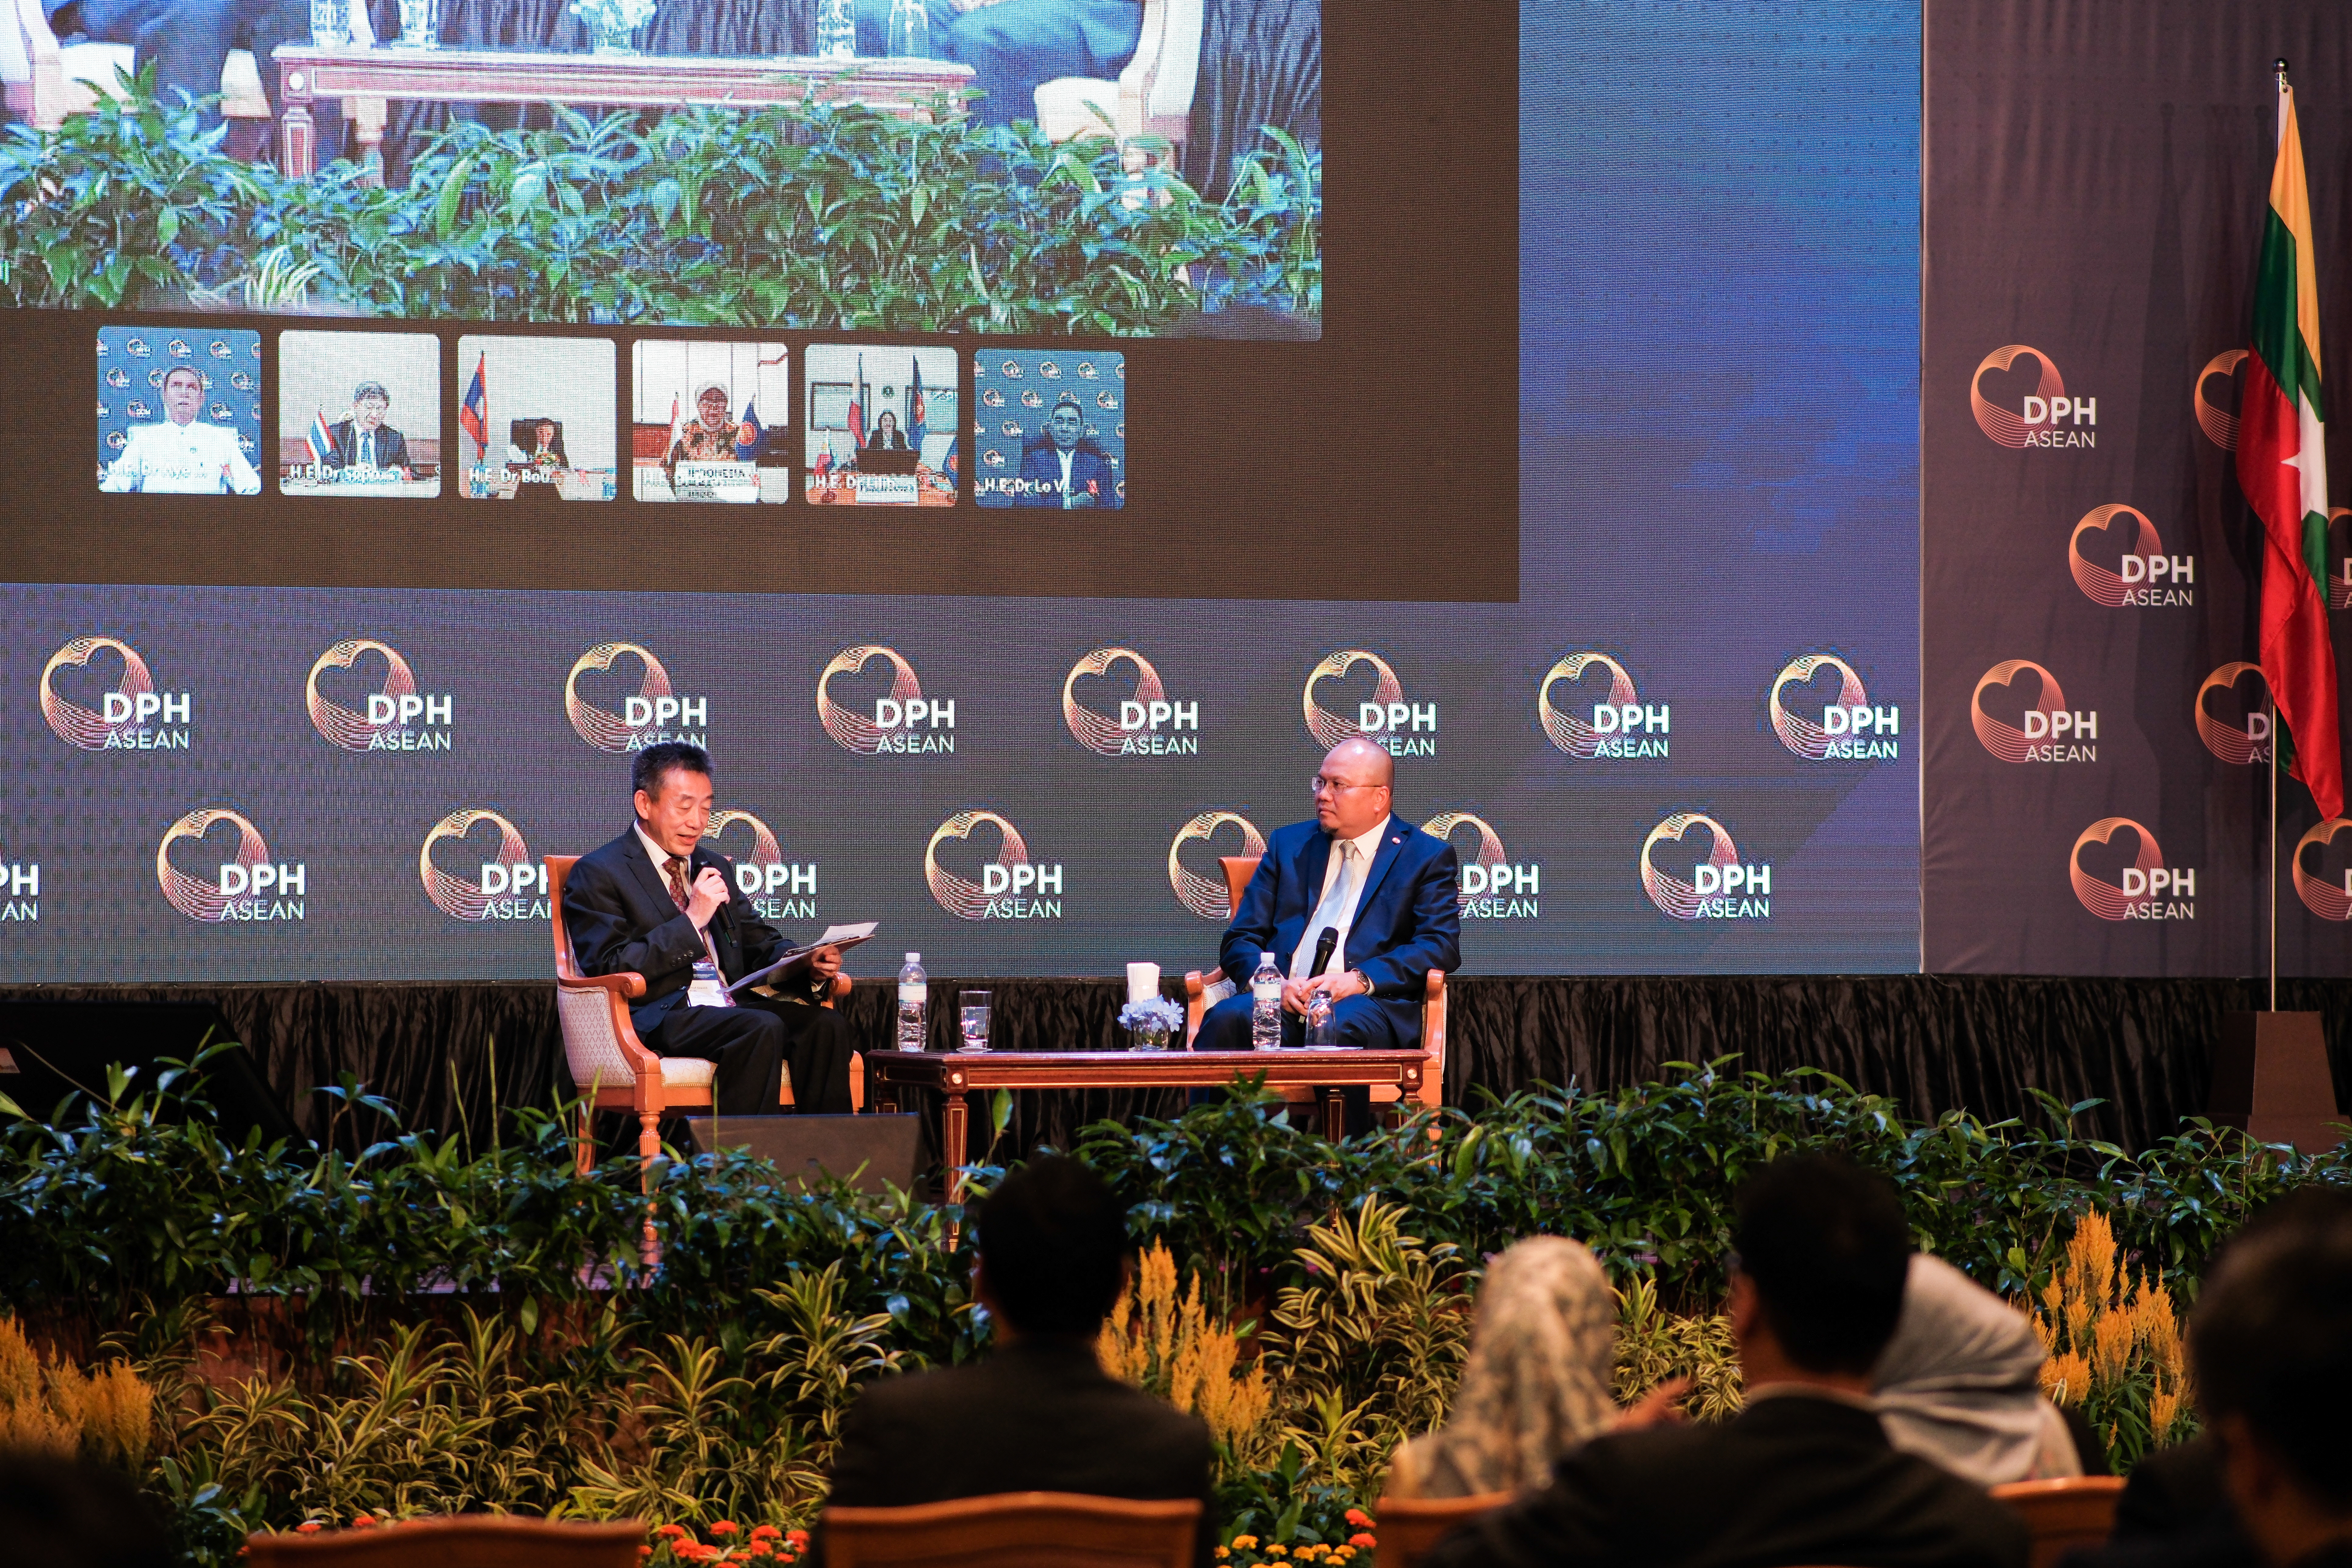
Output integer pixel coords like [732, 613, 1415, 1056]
[2305, 509, 2331, 603]
[2252, 208, 2326, 420]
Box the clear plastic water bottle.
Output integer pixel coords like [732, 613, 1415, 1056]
[896, 952, 927, 1051]
[1250, 950, 1283, 1050]
[885, 0, 929, 57]
[815, 0, 856, 58]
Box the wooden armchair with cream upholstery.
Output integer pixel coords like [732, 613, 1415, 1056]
[1373, 1492, 1513, 1568]
[1031, 0, 1203, 167]
[247, 1515, 645, 1568]
[1181, 853, 1447, 1118]
[822, 1492, 1200, 1568]
[1992, 1477, 2127, 1568]
[547, 854, 858, 1181]
[5, 0, 271, 131]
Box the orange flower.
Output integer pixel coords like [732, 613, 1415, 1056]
[786, 1531, 810, 1545]
[658, 1525, 689, 1539]
[1349, 1534, 1377, 1549]
[1345, 1509, 1374, 1528]
[294, 1522, 324, 1535]
[752, 1526, 783, 1540]
[351, 1515, 378, 1529]
[712, 1522, 741, 1537]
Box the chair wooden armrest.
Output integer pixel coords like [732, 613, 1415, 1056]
[1373, 1491, 1512, 1568]
[246, 1514, 645, 1567]
[9, 0, 67, 129]
[1992, 1476, 2127, 1568]
[1183, 967, 1220, 1045]
[563, 968, 648, 999]
[822, 1491, 1200, 1568]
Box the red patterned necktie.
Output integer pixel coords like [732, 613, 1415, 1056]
[666, 856, 692, 912]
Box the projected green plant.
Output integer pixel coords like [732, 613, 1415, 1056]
[0, 85, 1321, 331]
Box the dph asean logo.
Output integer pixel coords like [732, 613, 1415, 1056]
[42, 635, 190, 750]
[1066, 647, 1199, 757]
[1167, 810, 1268, 920]
[820, 645, 955, 755]
[1972, 345, 2097, 448]
[1423, 811, 1539, 919]
[1770, 655, 1898, 760]
[308, 639, 453, 751]
[157, 808, 305, 923]
[2196, 663, 2272, 765]
[420, 809, 545, 921]
[567, 643, 706, 753]
[1641, 812, 1771, 920]
[2293, 819, 2352, 920]
[2070, 819, 2194, 921]
[1540, 653, 1666, 759]
[1304, 651, 1434, 755]
[2070, 505, 2194, 607]
[1972, 660, 2096, 763]
[926, 810, 1062, 920]
[706, 807, 817, 918]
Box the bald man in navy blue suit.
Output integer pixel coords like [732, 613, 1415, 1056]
[1195, 737, 1461, 1068]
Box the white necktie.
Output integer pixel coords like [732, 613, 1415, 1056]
[1297, 842, 1361, 978]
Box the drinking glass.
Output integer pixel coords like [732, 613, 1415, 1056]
[309, 0, 349, 48]
[393, 0, 436, 47]
[957, 990, 992, 1053]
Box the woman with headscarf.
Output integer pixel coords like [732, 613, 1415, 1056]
[1872, 1253, 2087, 1486]
[1384, 1236, 1622, 1499]
[670, 383, 738, 465]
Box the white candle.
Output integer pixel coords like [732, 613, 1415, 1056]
[1125, 962, 1160, 1005]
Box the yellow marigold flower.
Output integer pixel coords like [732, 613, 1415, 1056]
[1268, 1548, 1288, 1558]
[1232, 1538, 1259, 1552]
[1215, 1551, 1230, 1561]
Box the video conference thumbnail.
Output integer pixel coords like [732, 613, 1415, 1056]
[803, 345, 958, 508]
[632, 342, 790, 504]
[278, 332, 442, 499]
[95, 328, 262, 495]
[972, 350, 1125, 509]
[455, 337, 617, 502]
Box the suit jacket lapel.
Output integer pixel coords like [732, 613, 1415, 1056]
[624, 826, 680, 915]
[1351, 815, 1411, 931]
[1296, 827, 1334, 919]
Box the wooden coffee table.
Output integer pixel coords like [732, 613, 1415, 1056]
[272, 47, 974, 179]
[868, 1048, 1433, 1204]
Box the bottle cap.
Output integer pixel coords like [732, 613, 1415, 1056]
[906, 952, 920, 963]
[1262, 950, 1277, 962]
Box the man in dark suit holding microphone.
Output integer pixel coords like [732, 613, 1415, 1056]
[561, 742, 855, 1114]
[1194, 736, 1461, 1065]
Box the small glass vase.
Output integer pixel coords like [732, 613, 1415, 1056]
[1128, 1020, 1172, 1053]
[590, 19, 637, 53]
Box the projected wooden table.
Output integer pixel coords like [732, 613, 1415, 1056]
[271, 47, 973, 179]
[868, 1048, 1433, 1203]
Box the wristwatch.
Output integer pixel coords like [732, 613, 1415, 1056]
[1350, 968, 1372, 997]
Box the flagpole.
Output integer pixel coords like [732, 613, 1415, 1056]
[2271, 695, 2280, 1012]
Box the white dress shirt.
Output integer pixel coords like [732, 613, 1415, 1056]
[101, 421, 262, 494]
[1290, 820, 1387, 979]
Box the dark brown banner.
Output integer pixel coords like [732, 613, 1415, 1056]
[1924, 0, 2352, 974]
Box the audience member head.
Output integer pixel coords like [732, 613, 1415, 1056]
[631, 742, 714, 857]
[2191, 1204, 2352, 1565]
[1729, 1154, 1909, 1385]
[975, 1156, 1128, 1340]
[0, 1452, 172, 1568]
[1313, 737, 1394, 839]
[1388, 1235, 1618, 1498]
[1872, 1252, 2056, 1486]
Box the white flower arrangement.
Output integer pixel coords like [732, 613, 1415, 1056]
[570, 0, 654, 38]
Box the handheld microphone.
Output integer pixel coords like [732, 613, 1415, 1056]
[1309, 926, 1340, 978]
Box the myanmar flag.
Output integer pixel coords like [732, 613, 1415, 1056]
[2237, 80, 2344, 819]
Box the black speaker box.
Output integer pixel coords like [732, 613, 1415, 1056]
[0, 1001, 300, 1146]
[681, 1113, 923, 1195]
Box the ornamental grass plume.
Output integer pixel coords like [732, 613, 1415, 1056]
[0, 1314, 154, 1467]
[1099, 1242, 1274, 1460]
[2013, 1210, 2192, 1467]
